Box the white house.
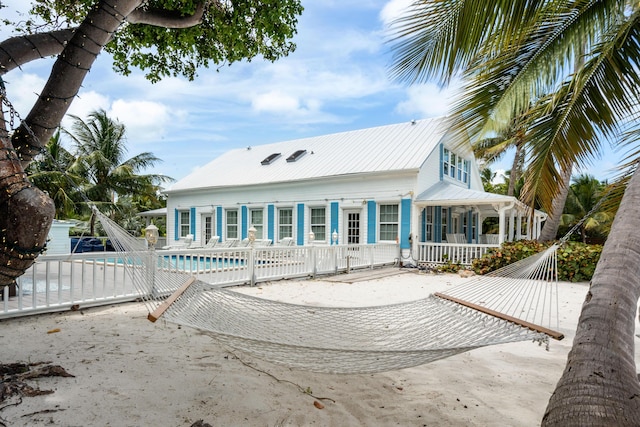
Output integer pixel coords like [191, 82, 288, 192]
[163, 118, 546, 251]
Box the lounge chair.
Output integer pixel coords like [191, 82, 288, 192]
[162, 234, 194, 250]
[191, 236, 219, 249]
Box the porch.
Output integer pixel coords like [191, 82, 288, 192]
[410, 182, 547, 266]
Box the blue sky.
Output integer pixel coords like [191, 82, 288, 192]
[1, 1, 621, 187]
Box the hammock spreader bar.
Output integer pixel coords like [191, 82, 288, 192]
[147, 277, 197, 322]
[433, 292, 564, 341]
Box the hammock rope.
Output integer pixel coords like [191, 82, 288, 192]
[93, 208, 562, 374]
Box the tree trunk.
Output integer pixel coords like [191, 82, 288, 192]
[0, 0, 142, 287]
[0, 128, 54, 287]
[507, 137, 523, 197]
[539, 165, 572, 242]
[542, 167, 640, 426]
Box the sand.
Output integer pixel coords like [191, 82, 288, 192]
[0, 268, 626, 426]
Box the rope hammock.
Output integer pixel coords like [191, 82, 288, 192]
[95, 208, 563, 374]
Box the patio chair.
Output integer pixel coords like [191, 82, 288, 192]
[191, 236, 219, 249]
[162, 234, 194, 250]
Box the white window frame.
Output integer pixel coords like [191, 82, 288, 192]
[250, 208, 264, 239]
[277, 207, 293, 241]
[225, 209, 238, 239]
[309, 206, 327, 242]
[379, 204, 399, 242]
[178, 210, 190, 238]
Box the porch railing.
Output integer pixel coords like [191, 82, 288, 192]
[416, 242, 499, 266]
[2, 243, 398, 319]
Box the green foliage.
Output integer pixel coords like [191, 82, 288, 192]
[23, 0, 304, 82]
[472, 240, 602, 282]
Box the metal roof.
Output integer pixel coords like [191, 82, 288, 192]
[167, 118, 449, 193]
[416, 181, 547, 218]
[415, 181, 515, 206]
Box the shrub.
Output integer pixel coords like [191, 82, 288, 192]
[472, 240, 602, 282]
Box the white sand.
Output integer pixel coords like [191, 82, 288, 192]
[0, 269, 629, 426]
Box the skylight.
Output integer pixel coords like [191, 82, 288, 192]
[286, 149, 307, 162]
[261, 153, 281, 165]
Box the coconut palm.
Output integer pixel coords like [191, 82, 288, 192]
[64, 109, 172, 234]
[26, 130, 81, 218]
[389, 1, 640, 424]
[561, 174, 612, 242]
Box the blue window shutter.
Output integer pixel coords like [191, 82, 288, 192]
[241, 206, 248, 239]
[330, 202, 339, 244]
[190, 207, 196, 240]
[467, 210, 473, 243]
[435, 206, 442, 242]
[420, 209, 426, 242]
[297, 203, 305, 246]
[267, 204, 275, 242]
[216, 206, 223, 238]
[367, 201, 376, 243]
[174, 208, 179, 240]
[400, 198, 411, 249]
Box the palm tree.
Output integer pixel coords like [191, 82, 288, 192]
[26, 130, 81, 218]
[561, 174, 611, 243]
[389, 1, 640, 424]
[64, 109, 172, 234]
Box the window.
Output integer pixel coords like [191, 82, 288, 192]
[226, 209, 238, 239]
[179, 210, 190, 238]
[250, 209, 264, 238]
[278, 208, 293, 240]
[310, 207, 326, 241]
[450, 153, 457, 179]
[443, 148, 450, 176]
[425, 206, 433, 242]
[379, 204, 399, 241]
[442, 147, 470, 184]
[441, 208, 448, 241]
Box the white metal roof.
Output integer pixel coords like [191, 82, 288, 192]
[167, 118, 448, 193]
[415, 181, 515, 206]
[416, 181, 547, 218]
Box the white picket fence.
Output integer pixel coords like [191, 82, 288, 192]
[416, 242, 499, 267]
[2, 243, 399, 319]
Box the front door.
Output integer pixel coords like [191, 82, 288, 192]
[202, 214, 213, 244]
[344, 210, 361, 244]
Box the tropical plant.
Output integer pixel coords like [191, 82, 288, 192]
[560, 173, 612, 243]
[25, 130, 80, 218]
[389, 1, 640, 424]
[0, 1, 303, 286]
[63, 109, 171, 234]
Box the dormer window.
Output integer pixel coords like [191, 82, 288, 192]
[286, 149, 307, 162]
[261, 153, 281, 165]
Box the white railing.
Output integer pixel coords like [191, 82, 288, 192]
[416, 242, 499, 266]
[2, 243, 398, 319]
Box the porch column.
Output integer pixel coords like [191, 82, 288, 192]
[497, 202, 514, 245]
[508, 209, 515, 241]
[516, 214, 522, 240]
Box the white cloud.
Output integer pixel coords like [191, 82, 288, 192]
[380, 0, 414, 28]
[395, 84, 453, 118]
[109, 99, 177, 143]
[2, 73, 45, 120]
[64, 90, 111, 119]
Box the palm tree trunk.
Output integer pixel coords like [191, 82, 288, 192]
[542, 166, 640, 426]
[539, 165, 572, 242]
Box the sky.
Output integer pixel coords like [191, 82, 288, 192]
[0, 1, 622, 189]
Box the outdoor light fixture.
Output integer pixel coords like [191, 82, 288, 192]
[309, 230, 315, 243]
[145, 224, 159, 249]
[332, 230, 338, 245]
[248, 226, 257, 245]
